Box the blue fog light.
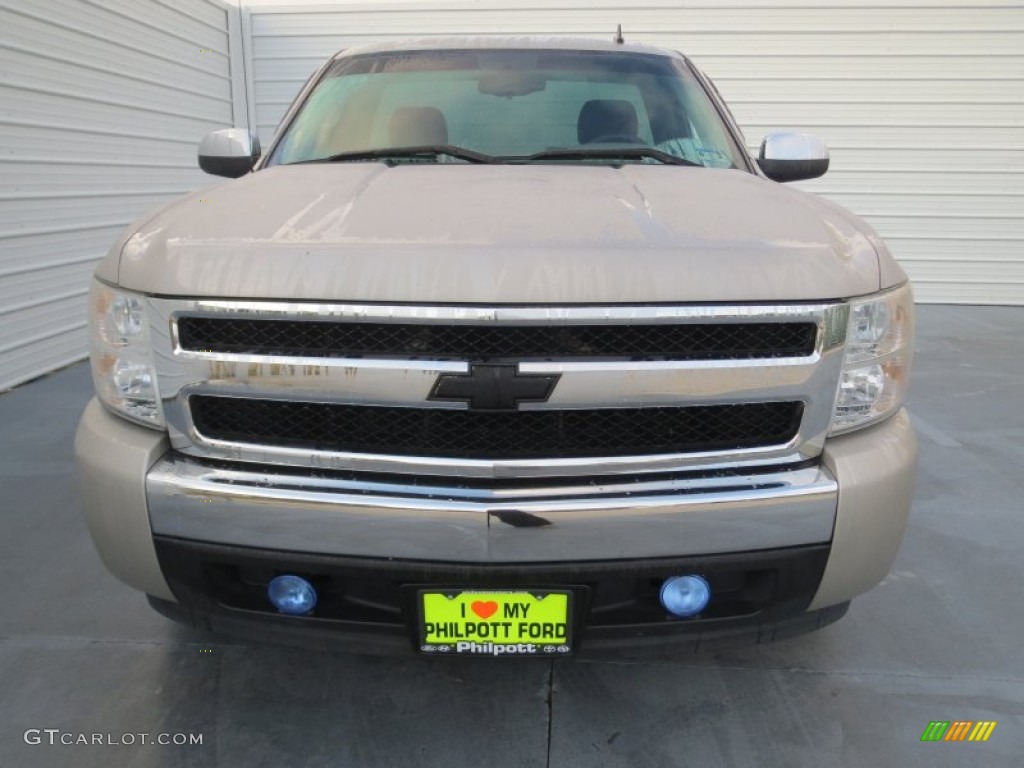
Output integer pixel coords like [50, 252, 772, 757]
[267, 574, 317, 616]
[659, 575, 711, 618]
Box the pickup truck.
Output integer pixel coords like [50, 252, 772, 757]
[76, 36, 916, 657]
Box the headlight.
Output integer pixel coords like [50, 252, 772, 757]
[830, 283, 914, 435]
[88, 280, 164, 428]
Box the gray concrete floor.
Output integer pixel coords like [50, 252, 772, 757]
[1, 305, 1021, 767]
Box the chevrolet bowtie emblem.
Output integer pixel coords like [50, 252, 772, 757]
[429, 363, 560, 412]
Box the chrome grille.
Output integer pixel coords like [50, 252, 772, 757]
[148, 300, 848, 479]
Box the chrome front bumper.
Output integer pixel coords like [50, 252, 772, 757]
[146, 457, 838, 562]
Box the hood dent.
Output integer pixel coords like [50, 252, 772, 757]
[271, 164, 390, 242]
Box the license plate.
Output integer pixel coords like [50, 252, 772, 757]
[418, 589, 573, 657]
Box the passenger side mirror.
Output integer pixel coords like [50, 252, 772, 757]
[757, 132, 829, 182]
[198, 129, 261, 178]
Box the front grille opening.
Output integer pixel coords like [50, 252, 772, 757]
[154, 539, 832, 635]
[190, 396, 804, 460]
[199, 561, 789, 627]
[177, 316, 818, 361]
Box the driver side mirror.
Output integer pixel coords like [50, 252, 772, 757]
[757, 132, 829, 182]
[198, 129, 261, 178]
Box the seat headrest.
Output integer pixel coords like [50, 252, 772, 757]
[389, 106, 449, 146]
[577, 99, 639, 144]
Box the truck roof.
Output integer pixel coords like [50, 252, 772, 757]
[332, 35, 683, 61]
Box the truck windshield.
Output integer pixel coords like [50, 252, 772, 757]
[268, 49, 747, 169]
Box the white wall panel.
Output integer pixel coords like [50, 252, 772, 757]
[246, 0, 1024, 306]
[0, 0, 245, 390]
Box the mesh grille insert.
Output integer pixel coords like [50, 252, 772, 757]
[190, 396, 804, 460]
[177, 317, 817, 361]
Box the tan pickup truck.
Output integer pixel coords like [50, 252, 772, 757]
[76, 36, 916, 657]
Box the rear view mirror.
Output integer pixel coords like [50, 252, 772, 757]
[478, 71, 547, 98]
[757, 132, 829, 182]
[198, 129, 261, 178]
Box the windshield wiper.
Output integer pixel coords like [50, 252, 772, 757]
[317, 145, 499, 165]
[518, 147, 700, 167]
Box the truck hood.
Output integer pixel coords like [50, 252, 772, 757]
[111, 163, 892, 303]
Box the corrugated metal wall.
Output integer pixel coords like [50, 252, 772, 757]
[245, 0, 1024, 306]
[0, 0, 244, 390]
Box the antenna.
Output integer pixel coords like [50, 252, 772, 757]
[613, 24, 624, 45]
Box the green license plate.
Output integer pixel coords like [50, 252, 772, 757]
[418, 589, 573, 657]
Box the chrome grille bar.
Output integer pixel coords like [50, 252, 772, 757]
[147, 299, 847, 479]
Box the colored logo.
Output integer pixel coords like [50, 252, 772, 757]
[470, 600, 499, 619]
[920, 721, 997, 742]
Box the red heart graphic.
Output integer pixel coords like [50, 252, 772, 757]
[471, 600, 499, 620]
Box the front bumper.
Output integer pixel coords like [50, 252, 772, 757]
[145, 456, 839, 563]
[75, 400, 916, 647]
